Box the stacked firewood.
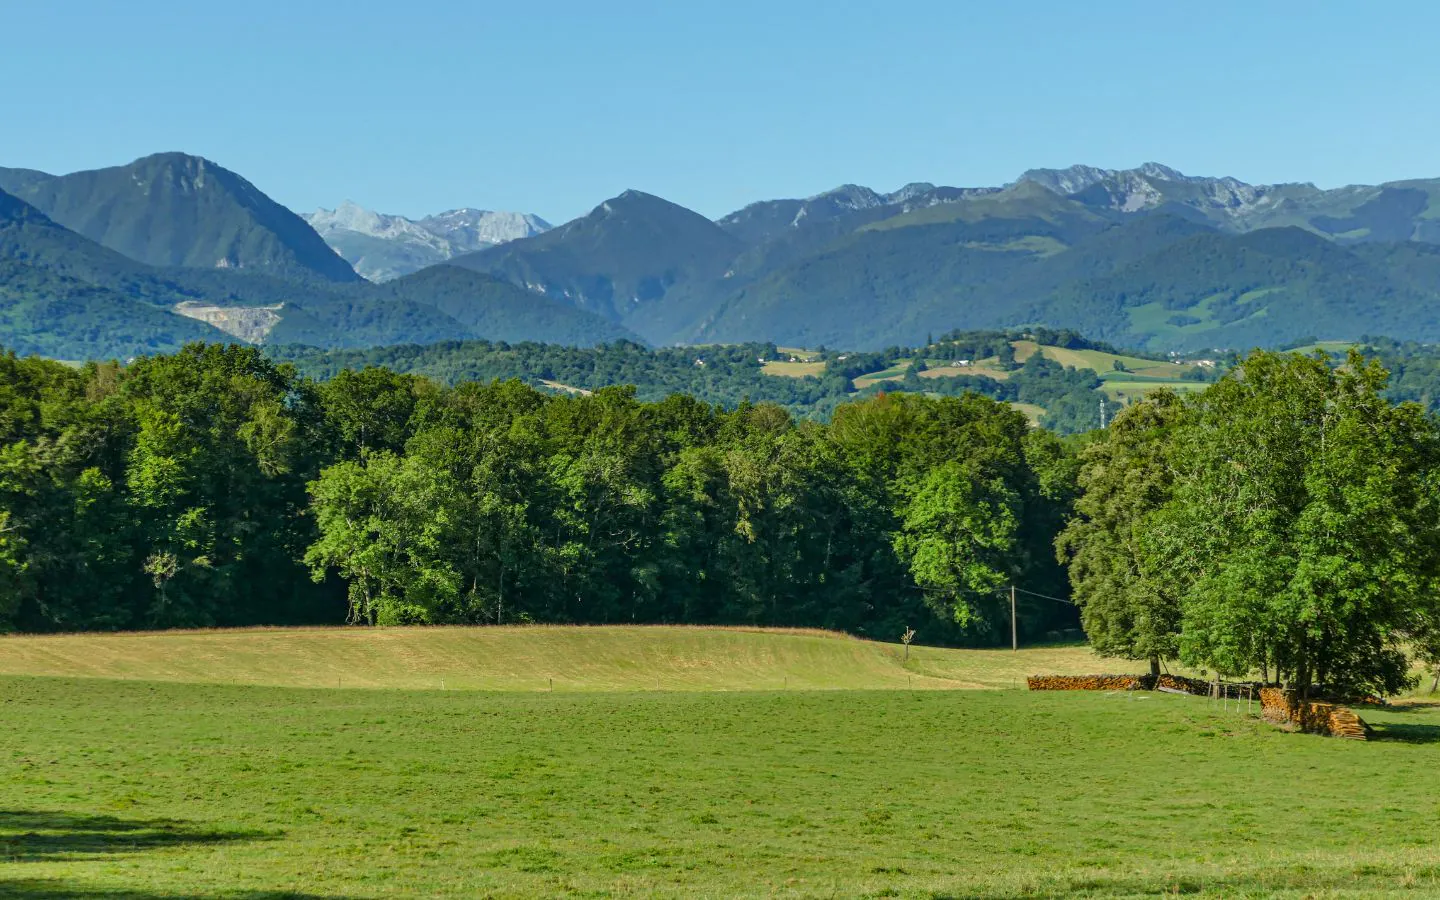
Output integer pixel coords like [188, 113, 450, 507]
[1155, 674, 1214, 696]
[1025, 674, 1150, 691]
[1258, 687, 1369, 739]
[1322, 706, 1369, 740]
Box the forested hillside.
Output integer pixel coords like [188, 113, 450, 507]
[274, 327, 1141, 433]
[11, 152, 1440, 366]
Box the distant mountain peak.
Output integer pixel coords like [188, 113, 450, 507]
[303, 202, 550, 282]
[806, 184, 884, 208]
[1136, 161, 1188, 181]
[0, 153, 359, 282]
[886, 182, 937, 204]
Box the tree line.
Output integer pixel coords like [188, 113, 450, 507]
[0, 343, 1078, 643]
[6, 340, 1437, 695]
[1061, 350, 1440, 697]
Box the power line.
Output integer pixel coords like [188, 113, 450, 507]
[998, 586, 1077, 606]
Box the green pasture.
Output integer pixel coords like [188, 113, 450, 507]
[1, 627, 1438, 897]
[1, 674, 1437, 898]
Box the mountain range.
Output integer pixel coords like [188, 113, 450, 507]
[303, 202, 550, 281]
[0, 157, 633, 360]
[6, 152, 1440, 360]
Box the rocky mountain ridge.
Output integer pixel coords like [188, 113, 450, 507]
[303, 202, 550, 281]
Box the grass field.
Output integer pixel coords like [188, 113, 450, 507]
[1285, 341, 1357, 356]
[1008, 401, 1047, 425]
[4, 627, 1438, 898]
[919, 363, 1012, 381]
[0, 626, 1144, 691]
[760, 360, 827, 378]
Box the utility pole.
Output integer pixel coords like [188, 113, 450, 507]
[1010, 585, 1018, 651]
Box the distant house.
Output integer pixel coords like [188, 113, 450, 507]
[1195, 359, 1216, 368]
[694, 358, 706, 367]
[951, 359, 972, 367]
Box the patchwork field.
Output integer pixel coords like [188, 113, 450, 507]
[839, 340, 1204, 417]
[1011, 340, 1192, 379]
[3, 627, 1437, 898]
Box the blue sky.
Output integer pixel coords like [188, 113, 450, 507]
[4, 1, 1437, 223]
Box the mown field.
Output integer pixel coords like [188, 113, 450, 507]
[0, 626, 1139, 691]
[2, 628, 1438, 899]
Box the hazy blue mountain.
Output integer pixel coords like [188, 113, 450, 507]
[0, 153, 361, 282]
[447, 190, 742, 328]
[684, 180, 1440, 351]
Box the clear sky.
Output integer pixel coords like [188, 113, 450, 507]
[4, 0, 1437, 224]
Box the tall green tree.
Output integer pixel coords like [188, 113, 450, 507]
[1056, 392, 1187, 674]
[1155, 352, 1440, 694]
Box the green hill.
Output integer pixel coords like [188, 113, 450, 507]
[0, 152, 361, 283]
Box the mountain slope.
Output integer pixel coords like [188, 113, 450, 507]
[376, 266, 638, 345]
[1031, 226, 1440, 349]
[447, 190, 742, 330]
[0, 153, 361, 282]
[0, 187, 625, 356]
[684, 184, 1117, 347]
[0, 189, 231, 357]
[303, 202, 550, 282]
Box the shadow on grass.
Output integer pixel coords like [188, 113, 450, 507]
[0, 881, 359, 899]
[0, 809, 278, 862]
[1367, 721, 1440, 744]
[1383, 699, 1440, 712]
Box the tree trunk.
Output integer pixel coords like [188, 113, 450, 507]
[1149, 657, 1160, 678]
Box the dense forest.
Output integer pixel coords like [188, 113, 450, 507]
[0, 343, 1081, 644]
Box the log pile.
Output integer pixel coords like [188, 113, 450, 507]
[1029, 678, 1371, 739]
[1259, 687, 1369, 740]
[1026, 674, 1151, 691]
[1155, 674, 1214, 696]
[1321, 705, 1369, 740]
